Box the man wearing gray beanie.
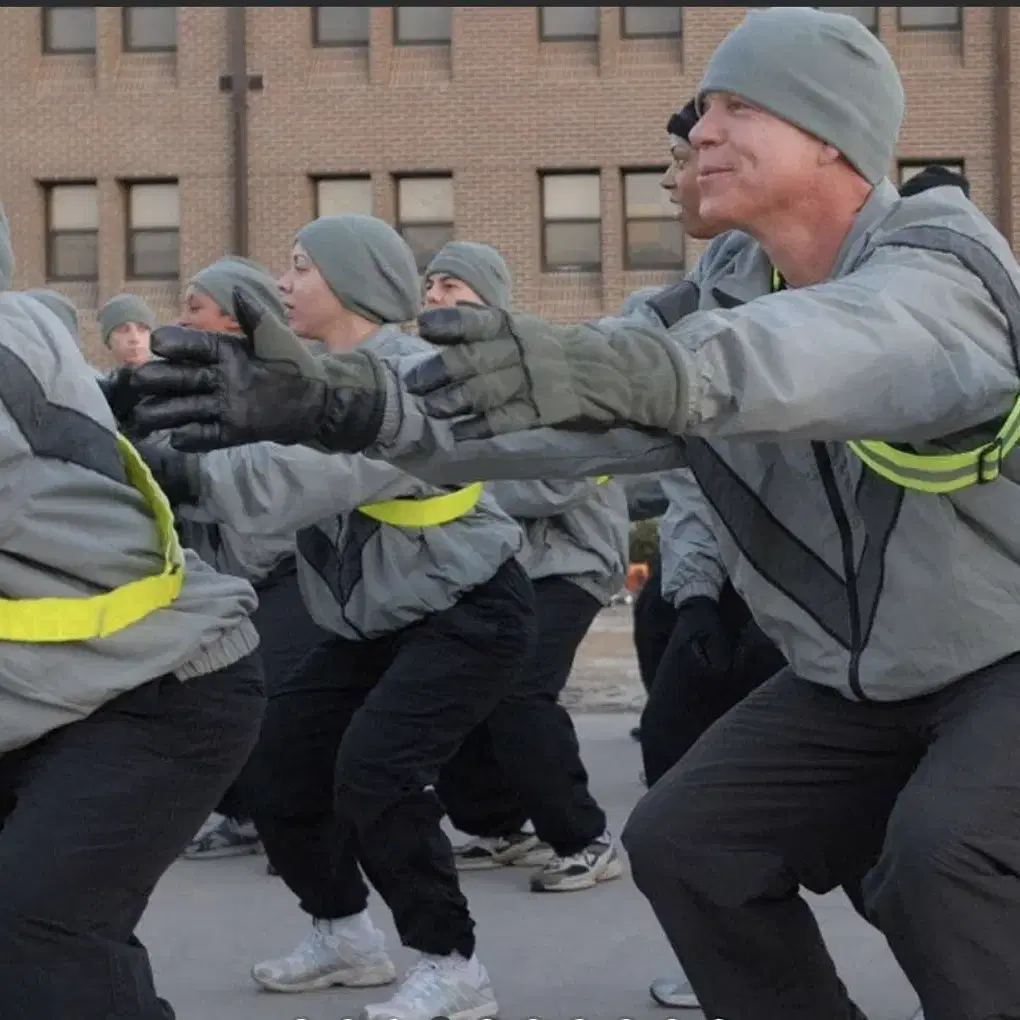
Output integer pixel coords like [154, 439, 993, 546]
[128, 9, 1020, 1018]
[98, 292, 156, 367]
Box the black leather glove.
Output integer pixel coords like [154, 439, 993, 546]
[672, 596, 732, 675]
[135, 441, 201, 508]
[97, 366, 142, 429]
[128, 288, 388, 454]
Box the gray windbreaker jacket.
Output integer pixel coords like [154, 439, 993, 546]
[0, 245, 258, 752]
[488, 479, 628, 605]
[658, 469, 726, 608]
[143, 429, 296, 587]
[368, 180, 1020, 703]
[192, 325, 523, 640]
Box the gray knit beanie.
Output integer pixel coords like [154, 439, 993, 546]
[25, 288, 79, 338]
[698, 7, 904, 185]
[425, 242, 513, 310]
[189, 256, 287, 323]
[98, 293, 156, 347]
[297, 214, 421, 325]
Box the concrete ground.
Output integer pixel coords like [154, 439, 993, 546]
[140, 710, 920, 1020]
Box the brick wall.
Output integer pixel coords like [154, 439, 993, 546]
[0, 6, 1009, 365]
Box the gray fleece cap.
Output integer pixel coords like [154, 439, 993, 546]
[99, 293, 156, 347]
[297, 214, 421, 324]
[189, 255, 287, 322]
[425, 241, 513, 310]
[26, 289, 79, 338]
[698, 7, 904, 185]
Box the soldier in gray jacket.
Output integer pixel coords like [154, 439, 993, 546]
[138, 257, 330, 862]
[131, 215, 533, 1020]
[130, 11, 1020, 1020]
[422, 242, 627, 892]
[0, 207, 264, 1020]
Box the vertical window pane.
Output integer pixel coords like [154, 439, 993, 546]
[542, 174, 600, 220]
[44, 7, 96, 53]
[125, 7, 177, 51]
[395, 7, 452, 44]
[316, 177, 373, 216]
[130, 183, 180, 229]
[398, 177, 454, 223]
[316, 6, 370, 45]
[540, 7, 600, 40]
[622, 8, 681, 38]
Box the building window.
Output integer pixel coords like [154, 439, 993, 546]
[539, 7, 600, 42]
[45, 183, 99, 282]
[394, 7, 452, 45]
[898, 7, 961, 29]
[314, 6, 370, 46]
[541, 172, 601, 272]
[126, 181, 179, 280]
[123, 7, 177, 51]
[897, 159, 965, 187]
[314, 176, 373, 217]
[621, 7, 682, 39]
[818, 8, 879, 31]
[42, 7, 96, 54]
[623, 170, 684, 270]
[396, 175, 454, 272]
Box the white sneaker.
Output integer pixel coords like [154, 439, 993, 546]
[649, 976, 700, 1008]
[251, 912, 396, 992]
[453, 831, 553, 871]
[361, 953, 498, 1020]
[183, 815, 262, 859]
[530, 831, 623, 892]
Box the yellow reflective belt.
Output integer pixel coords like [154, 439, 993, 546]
[596, 475, 612, 484]
[0, 434, 185, 643]
[770, 264, 1020, 493]
[358, 482, 485, 527]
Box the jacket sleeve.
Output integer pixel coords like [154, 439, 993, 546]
[621, 473, 670, 521]
[196, 442, 430, 535]
[487, 479, 601, 518]
[597, 246, 1019, 443]
[371, 353, 686, 481]
[657, 469, 727, 607]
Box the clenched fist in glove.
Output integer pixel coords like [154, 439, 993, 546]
[129, 288, 389, 454]
[406, 303, 690, 441]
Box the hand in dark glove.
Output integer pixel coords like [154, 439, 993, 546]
[135, 441, 201, 508]
[128, 289, 388, 454]
[671, 596, 732, 675]
[97, 366, 142, 429]
[405, 302, 687, 441]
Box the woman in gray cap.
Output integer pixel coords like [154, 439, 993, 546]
[146, 257, 330, 863]
[132, 215, 533, 1020]
[423, 241, 628, 894]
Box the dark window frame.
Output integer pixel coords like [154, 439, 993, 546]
[43, 180, 100, 283]
[539, 170, 602, 273]
[619, 6, 683, 40]
[393, 7, 452, 46]
[124, 178, 180, 281]
[622, 167, 685, 271]
[897, 6, 962, 30]
[42, 6, 97, 55]
[312, 6, 370, 47]
[122, 7, 177, 53]
[538, 7, 600, 43]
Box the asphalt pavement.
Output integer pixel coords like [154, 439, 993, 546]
[139, 712, 919, 1020]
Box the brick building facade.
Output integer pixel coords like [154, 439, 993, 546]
[0, 5, 1014, 363]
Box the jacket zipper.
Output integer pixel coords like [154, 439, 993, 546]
[811, 443, 867, 701]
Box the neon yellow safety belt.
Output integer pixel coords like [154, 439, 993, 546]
[359, 474, 614, 528]
[359, 482, 485, 527]
[0, 434, 185, 643]
[769, 266, 1019, 493]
